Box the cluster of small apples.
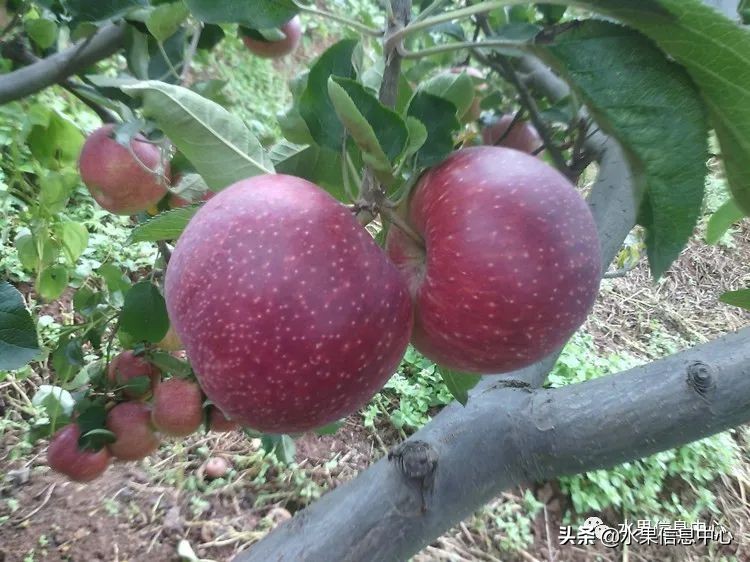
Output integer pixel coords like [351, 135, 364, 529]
[47, 349, 238, 483]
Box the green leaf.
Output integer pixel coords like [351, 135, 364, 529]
[98, 263, 131, 295]
[0, 282, 40, 370]
[261, 434, 296, 464]
[146, 2, 189, 42]
[55, 222, 89, 264]
[407, 92, 460, 169]
[51, 336, 84, 384]
[269, 141, 348, 202]
[706, 199, 745, 244]
[299, 39, 358, 151]
[185, 0, 297, 28]
[120, 281, 170, 343]
[419, 71, 476, 121]
[314, 421, 343, 435]
[148, 351, 192, 376]
[404, 117, 428, 160]
[719, 288, 750, 310]
[437, 367, 480, 406]
[25, 18, 58, 49]
[27, 111, 84, 165]
[37, 264, 69, 301]
[79, 428, 117, 450]
[121, 80, 274, 190]
[129, 206, 200, 243]
[67, 0, 147, 22]
[120, 375, 152, 395]
[537, 4, 567, 24]
[537, 20, 707, 279]
[576, 0, 750, 216]
[15, 234, 38, 271]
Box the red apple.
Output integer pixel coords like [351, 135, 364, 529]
[202, 456, 230, 479]
[387, 146, 601, 374]
[78, 124, 169, 215]
[165, 174, 412, 433]
[482, 114, 543, 154]
[208, 406, 239, 432]
[47, 424, 111, 482]
[151, 378, 204, 437]
[106, 402, 160, 460]
[108, 350, 161, 399]
[241, 16, 302, 59]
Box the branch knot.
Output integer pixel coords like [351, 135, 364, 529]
[687, 361, 716, 396]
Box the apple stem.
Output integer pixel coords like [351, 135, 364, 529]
[379, 206, 425, 249]
[293, 1, 383, 37]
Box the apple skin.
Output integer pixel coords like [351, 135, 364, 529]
[47, 424, 111, 482]
[106, 402, 161, 461]
[78, 125, 169, 215]
[165, 174, 412, 434]
[241, 16, 302, 59]
[386, 146, 601, 374]
[202, 456, 230, 479]
[151, 378, 204, 437]
[482, 114, 543, 154]
[108, 350, 161, 399]
[208, 406, 239, 432]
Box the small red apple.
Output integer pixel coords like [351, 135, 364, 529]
[202, 456, 230, 479]
[151, 378, 204, 437]
[165, 174, 412, 434]
[241, 16, 302, 59]
[106, 402, 160, 460]
[47, 424, 111, 482]
[387, 146, 601, 374]
[78, 124, 169, 215]
[482, 114, 543, 154]
[208, 406, 239, 432]
[108, 350, 161, 399]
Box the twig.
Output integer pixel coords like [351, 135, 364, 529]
[400, 38, 530, 59]
[180, 23, 203, 84]
[14, 483, 56, 524]
[157, 240, 172, 265]
[493, 107, 526, 146]
[293, 1, 382, 36]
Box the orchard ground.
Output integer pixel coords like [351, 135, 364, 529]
[2, 6, 750, 562]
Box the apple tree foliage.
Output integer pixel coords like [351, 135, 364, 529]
[1, 0, 750, 554]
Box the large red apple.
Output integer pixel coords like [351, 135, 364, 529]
[482, 114, 543, 154]
[47, 423, 111, 482]
[387, 146, 601, 374]
[78, 124, 169, 215]
[165, 174, 412, 433]
[241, 16, 302, 59]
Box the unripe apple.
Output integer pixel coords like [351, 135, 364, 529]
[202, 456, 230, 479]
[157, 326, 183, 351]
[207, 406, 239, 432]
[165, 174, 412, 433]
[78, 124, 169, 215]
[482, 114, 543, 154]
[151, 378, 204, 437]
[47, 424, 111, 482]
[387, 146, 601, 373]
[108, 350, 160, 399]
[241, 16, 302, 59]
[106, 402, 160, 460]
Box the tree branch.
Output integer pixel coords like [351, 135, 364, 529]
[237, 327, 750, 562]
[0, 23, 127, 104]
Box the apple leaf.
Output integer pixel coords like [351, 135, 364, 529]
[438, 367, 480, 406]
[55, 221, 89, 264]
[146, 2, 190, 43]
[25, 18, 58, 50]
[184, 0, 297, 29]
[706, 199, 745, 245]
[37, 265, 69, 301]
[0, 282, 40, 371]
[537, 20, 707, 279]
[80, 428, 117, 450]
[299, 39, 358, 151]
[261, 434, 296, 464]
[129, 206, 200, 243]
[120, 281, 169, 343]
[575, 0, 750, 216]
[720, 288, 750, 310]
[121, 80, 274, 190]
[51, 335, 84, 384]
[149, 351, 193, 377]
[269, 141, 348, 202]
[66, 0, 147, 22]
[407, 92, 461, 169]
[32, 385, 75, 418]
[418, 71, 475, 121]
